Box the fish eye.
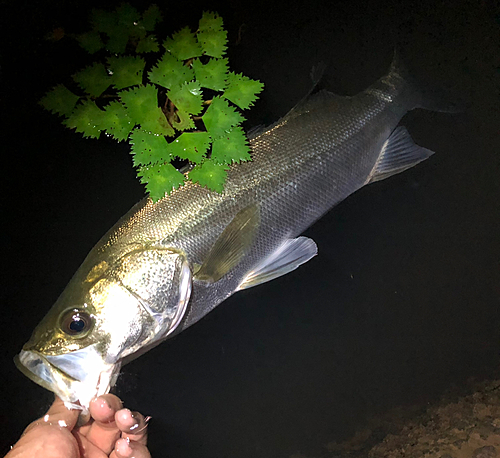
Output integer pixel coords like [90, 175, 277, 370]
[60, 310, 93, 337]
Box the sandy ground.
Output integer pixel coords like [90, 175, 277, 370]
[292, 378, 500, 458]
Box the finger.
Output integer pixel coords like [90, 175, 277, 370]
[81, 394, 123, 454]
[8, 397, 81, 458]
[112, 438, 151, 458]
[8, 426, 79, 458]
[89, 394, 123, 422]
[24, 396, 80, 434]
[115, 409, 149, 445]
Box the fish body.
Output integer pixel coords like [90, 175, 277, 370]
[16, 56, 439, 411]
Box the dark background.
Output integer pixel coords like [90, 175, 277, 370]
[2, 0, 500, 457]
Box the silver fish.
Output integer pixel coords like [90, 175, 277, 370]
[16, 55, 443, 411]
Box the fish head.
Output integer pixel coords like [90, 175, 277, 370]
[15, 246, 192, 410]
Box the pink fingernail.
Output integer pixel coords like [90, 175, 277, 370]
[92, 397, 113, 414]
[129, 420, 140, 431]
[116, 437, 132, 457]
[99, 398, 110, 410]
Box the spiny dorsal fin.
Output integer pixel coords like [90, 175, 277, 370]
[237, 236, 317, 291]
[194, 204, 260, 283]
[366, 126, 435, 184]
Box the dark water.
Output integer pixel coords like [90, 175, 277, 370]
[2, 0, 500, 457]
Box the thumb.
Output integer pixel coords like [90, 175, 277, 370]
[25, 396, 81, 434]
[5, 397, 82, 458]
[44, 397, 81, 430]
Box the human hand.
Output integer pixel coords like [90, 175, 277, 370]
[5, 394, 151, 458]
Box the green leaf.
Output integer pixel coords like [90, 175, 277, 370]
[107, 55, 145, 90]
[130, 128, 170, 166]
[141, 107, 175, 136]
[202, 96, 245, 138]
[192, 58, 228, 91]
[211, 127, 251, 164]
[73, 63, 110, 97]
[188, 159, 228, 193]
[167, 132, 211, 162]
[64, 100, 103, 139]
[101, 101, 134, 141]
[168, 81, 203, 115]
[199, 11, 224, 32]
[223, 72, 264, 109]
[141, 4, 163, 31]
[116, 3, 140, 26]
[39, 85, 80, 117]
[105, 24, 130, 54]
[76, 31, 103, 54]
[119, 84, 158, 123]
[136, 34, 159, 53]
[147, 52, 194, 89]
[197, 29, 227, 58]
[129, 24, 147, 41]
[91, 8, 117, 35]
[163, 27, 202, 60]
[138, 162, 185, 202]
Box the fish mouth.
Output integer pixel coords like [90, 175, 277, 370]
[15, 347, 119, 409]
[15, 350, 79, 402]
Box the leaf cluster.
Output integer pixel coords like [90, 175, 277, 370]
[78, 4, 162, 54]
[40, 5, 264, 202]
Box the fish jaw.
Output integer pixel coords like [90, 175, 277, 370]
[14, 248, 193, 408]
[15, 345, 119, 411]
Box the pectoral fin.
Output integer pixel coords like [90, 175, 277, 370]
[237, 236, 318, 291]
[194, 204, 260, 283]
[366, 126, 435, 183]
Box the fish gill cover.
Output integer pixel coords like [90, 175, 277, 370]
[39, 4, 264, 201]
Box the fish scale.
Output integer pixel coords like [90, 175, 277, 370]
[16, 56, 441, 410]
[171, 74, 411, 329]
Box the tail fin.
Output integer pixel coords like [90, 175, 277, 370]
[388, 49, 464, 113]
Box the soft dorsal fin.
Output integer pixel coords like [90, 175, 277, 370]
[237, 236, 318, 291]
[194, 204, 260, 283]
[366, 126, 435, 183]
[247, 63, 332, 141]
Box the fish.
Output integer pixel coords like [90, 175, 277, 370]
[15, 54, 449, 412]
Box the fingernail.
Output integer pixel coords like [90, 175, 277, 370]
[128, 412, 140, 431]
[97, 397, 111, 411]
[115, 437, 132, 457]
[129, 419, 140, 431]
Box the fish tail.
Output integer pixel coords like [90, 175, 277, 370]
[388, 49, 464, 113]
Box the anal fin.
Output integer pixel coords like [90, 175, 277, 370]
[366, 126, 435, 184]
[237, 236, 318, 291]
